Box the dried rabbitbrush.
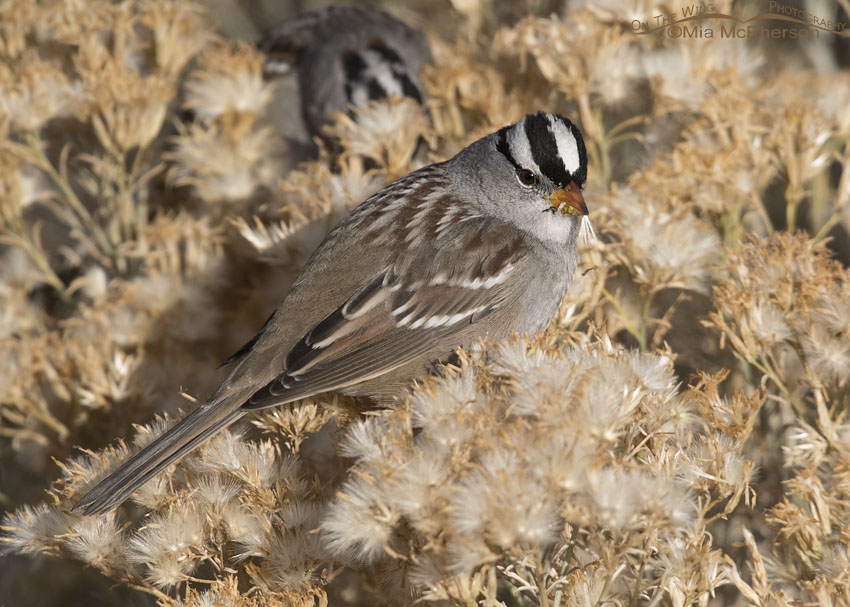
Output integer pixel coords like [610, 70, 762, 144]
[2, 0, 850, 606]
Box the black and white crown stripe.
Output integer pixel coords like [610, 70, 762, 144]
[342, 44, 425, 108]
[263, 57, 294, 76]
[496, 113, 588, 189]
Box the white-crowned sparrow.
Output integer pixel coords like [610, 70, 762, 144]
[74, 112, 589, 515]
[258, 5, 432, 140]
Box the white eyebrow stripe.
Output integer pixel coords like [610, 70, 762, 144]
[507, 118, 542, 174]
[362, 49, 405, 97]
[546, 114, 581, 175]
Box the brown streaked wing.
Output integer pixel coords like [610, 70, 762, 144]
[242, 220, 529, 409]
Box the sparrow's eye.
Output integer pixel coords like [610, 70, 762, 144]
[516, 169, 537, 187]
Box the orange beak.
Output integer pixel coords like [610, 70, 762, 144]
[547, 181, 587, 216]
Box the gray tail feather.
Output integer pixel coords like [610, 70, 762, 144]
[72, 397, 246, 516]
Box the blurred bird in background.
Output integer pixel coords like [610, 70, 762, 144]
[257, 5, 432, 160]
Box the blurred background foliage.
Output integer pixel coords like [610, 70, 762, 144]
[1, 0, 850, 605]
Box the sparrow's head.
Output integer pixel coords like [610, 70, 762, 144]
[496, 112, 588, 216]
[455, 112, 589, 244]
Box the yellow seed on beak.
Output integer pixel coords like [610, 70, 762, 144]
[547, 181, 588, 217]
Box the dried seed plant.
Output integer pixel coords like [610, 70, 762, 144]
[169, 41, 277, 206]
[2, 0, 850, 606]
